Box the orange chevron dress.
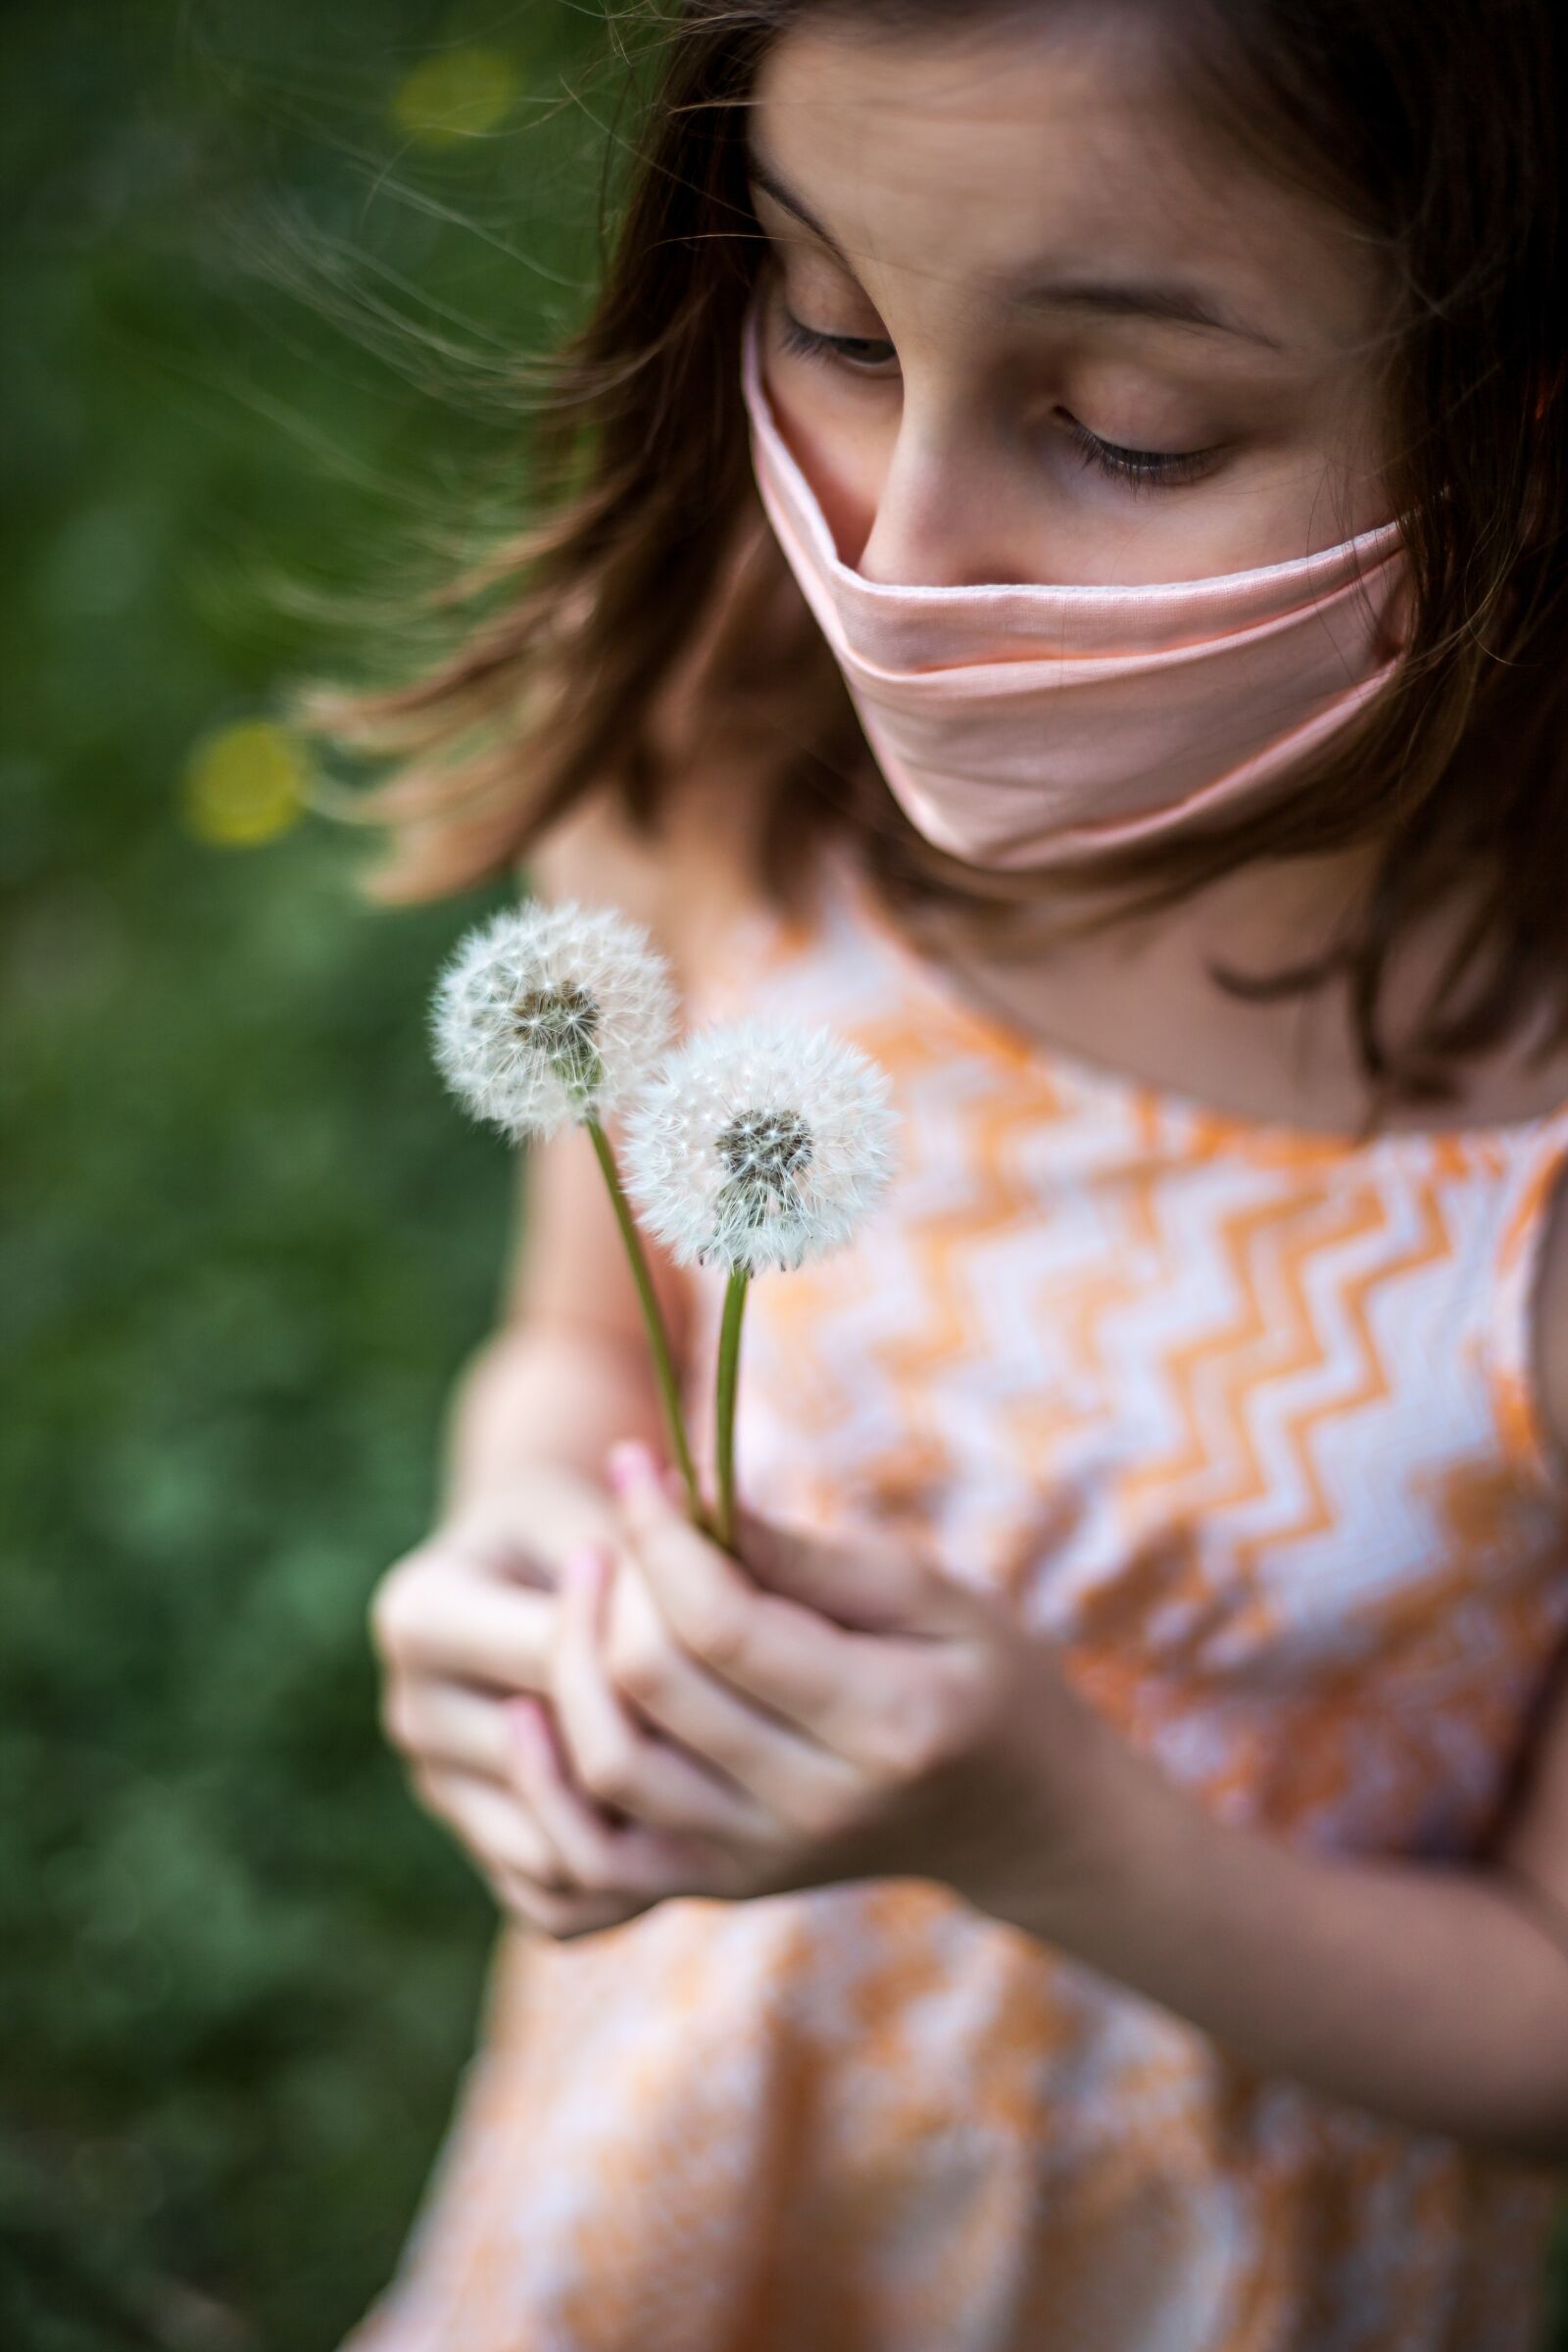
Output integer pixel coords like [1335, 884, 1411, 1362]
[342, 847, 1568, 2352]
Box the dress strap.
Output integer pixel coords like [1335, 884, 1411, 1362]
[1485, 1102, 1568, 1494]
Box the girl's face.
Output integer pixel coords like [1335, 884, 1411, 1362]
[748, 12, 1396, 588]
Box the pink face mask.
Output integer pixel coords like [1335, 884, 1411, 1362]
[738, 290, 1413, 870]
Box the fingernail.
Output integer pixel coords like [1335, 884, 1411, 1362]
[607, 1440, 659, 1495]
[508, 1696, 542, 1749]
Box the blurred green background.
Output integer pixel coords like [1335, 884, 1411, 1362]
[4, 4, 613, 2345]
[2, 3, 1565, 2346]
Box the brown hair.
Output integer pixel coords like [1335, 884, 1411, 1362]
[294, 0, 1568, 1106]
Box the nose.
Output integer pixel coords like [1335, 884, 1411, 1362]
[853, 407, 1022, 589]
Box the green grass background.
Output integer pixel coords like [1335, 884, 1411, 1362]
[3, 3, 1565, 2345]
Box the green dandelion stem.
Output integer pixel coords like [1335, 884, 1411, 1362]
[714, 1264, 751, 1556]
[585, 1117, 706, 1531]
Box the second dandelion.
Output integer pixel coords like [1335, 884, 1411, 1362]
[621, 1018, 900, 1551]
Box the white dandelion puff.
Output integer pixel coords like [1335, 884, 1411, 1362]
[621, 1016, 900, 1548]
[620, 1018, 901, 1275]
[426, 896, 704, 1523]
[429, 898, 677, 1141]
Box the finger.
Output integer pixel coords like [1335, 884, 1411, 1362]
[552, 1552, 780, 1843]
[730, 1502, 962, 1637]
[605, 1535, 861, 1824]
[378, 1567, 555, 1692]
[507, 1696, 722, 1900]
[386, 1678, 531, 1786]
[553, 1544, 771, 1848]
[606, 1441, 894, 1753]
[415, 1762, 569, 1888]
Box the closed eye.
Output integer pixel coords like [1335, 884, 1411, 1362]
[1062, 423, 1219, 491]
[773, 310, 1223, 493]
[775, 311, 896, 375]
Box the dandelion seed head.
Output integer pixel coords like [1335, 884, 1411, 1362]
[715, 1105, 813, 1188]
[429, 899, 677, 1140]
[621, 1018, 901, 1274]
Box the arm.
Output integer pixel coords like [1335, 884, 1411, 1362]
[1022, 1676, 1568, 2161]
[549, 1421, 1568, 2087]
[362, 795, 703, 1924]
[1014, 1195, 1568, 2163]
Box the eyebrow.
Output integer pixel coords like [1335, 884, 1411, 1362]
[745, 150, 1286, 354]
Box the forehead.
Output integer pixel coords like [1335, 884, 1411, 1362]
[748, 16, 1384, 359]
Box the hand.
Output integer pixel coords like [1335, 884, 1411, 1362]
[369, 1463, 710, 1931]
[512, 1438, 1127, 1937]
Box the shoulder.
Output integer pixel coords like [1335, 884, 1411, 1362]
[521, 773, 765, 1002]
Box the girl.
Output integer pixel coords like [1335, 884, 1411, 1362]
[322, 3, 1568, 2345]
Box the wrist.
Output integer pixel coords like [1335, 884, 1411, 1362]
[1006, 1690, 1208, 1963]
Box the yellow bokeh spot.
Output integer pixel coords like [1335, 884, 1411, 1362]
[182, 721, 308, 848]
[391, 47, 518, 146]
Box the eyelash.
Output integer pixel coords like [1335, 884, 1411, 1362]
[774, 312, 1219, 492]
